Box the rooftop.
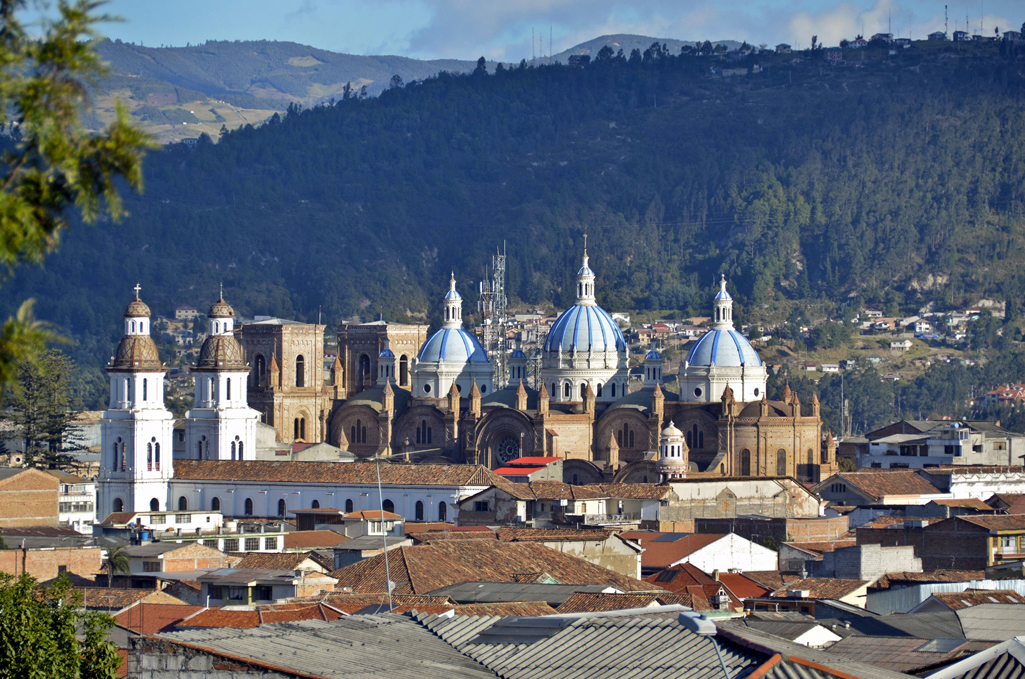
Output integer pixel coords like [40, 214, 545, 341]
[173, 460, 504, 487]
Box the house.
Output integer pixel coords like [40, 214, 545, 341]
[744, 577, 870, 610]
[813, 470, 946, 506]
[924, 636, 1025, 679]
[807, 543, 922, 580]
[857, 515, 1025, 572]
[231, 551, 330, 574]
[871, 33, 894, 43]
[0, 539, 103, 582]
[776, 43, 792, 53]
[909, 589, 1024, 613]
[856, 421, 1025, 469]
[93, 509, 224, 540]
[929, 31, 948, 40]
[954, 30, 970, 42]
[198, 568, 337, 605]
[820, 364, 840, 373]
[695, 515, 850, 545]
[0, 468, 58, 527]
[890, 340, 913, 352]
[291, 507, 404, 536]
[661, 477, 824, 530]
[174, 305, 200, 320]
[48, 470, 96, 534]
[555, 591, 696, 613]
[639, 562, 746, 613]
[123, 542, 232, 576]
[620, 531, 778, 575]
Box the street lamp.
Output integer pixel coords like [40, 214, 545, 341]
[678, 611, 731, 679]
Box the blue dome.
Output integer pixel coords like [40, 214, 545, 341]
[544, 304, 626, 354]
[686, 329, 762, 367]
[714, 287, 732, 301]
[511, 349, 526, 359]
[418, 327, 489, 364]
[444, 289, 461, 300]
[379, 347, 395, 358]
[645, 349, 662, 360]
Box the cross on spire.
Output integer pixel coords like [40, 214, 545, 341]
[133, 283, 141, 300]
[583, 230, 588, 255]
[219, 281, 223, 300]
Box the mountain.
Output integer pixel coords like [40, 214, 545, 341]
[552, 34, 743, 62]
[87, 39, 483, 142]
[9, 40, 1025, 390]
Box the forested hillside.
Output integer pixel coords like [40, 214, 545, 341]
[8, 42, 1025, 394]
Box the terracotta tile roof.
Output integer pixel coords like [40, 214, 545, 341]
[403, 522, 457, 533]
[411, 530, 498, 545]
[619, 531, 724, 568]
[490, 481, 673, 502]
[179, 603, 343, 629]
[173, 460, 504, 486]
[116, 649, 128, 678]
[494, 528, 617, 543]
[114, 603, 203, 634]
[743, 571, 801, 591]
[283, 530, 350, 549]
[929, 589, 1024, 609]
[988, 493, 1024, 508]
[330, 540, 657, 595]
[642, 562, 717, 590]
[98, 512, 138, 526]
[598, 483, 675, 500]
[232, 552, 322, 571]
[525, 481, 606, 500]
[506, 457, 561, 465]
[76, 588, 153, 610]
[832, 470, 942, 499]
[320, 593, 457, 615]
[346, 510, 402, 519]
[453, 602, 557, 616]
[717, 573, 772, 599]
[871, 570, 987, 590]
[784, 539, 857, 556]
[770, 577, 867, 600]
[555, 592, 682, 613]
[957, 515, 1025, 531]
[932, 498, 993, 510]
[1009, 496, 1025, 515]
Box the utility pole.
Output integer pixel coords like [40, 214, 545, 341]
[479, 243, 508, 388]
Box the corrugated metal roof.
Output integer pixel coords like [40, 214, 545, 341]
[926, 636, 1025, 679]
[957, 606, 1025, 642]
[155, 617, 497, 678]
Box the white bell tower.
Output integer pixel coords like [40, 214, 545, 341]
[98, 286, 175, 517]
[184, 295, 259, 469]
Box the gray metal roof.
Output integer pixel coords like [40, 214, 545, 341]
[957, 606, 1025, 642]
[926, 636, 1025, 679]
[415, 608, 766, 679]
[196, 568, 299, 584]
[426, 582, 613, 606]
[742, 620, 829, 641]
[156, 617, 497, 678]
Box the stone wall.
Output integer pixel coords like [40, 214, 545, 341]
[812, 543, 921, 580]
[129, 638, 293, 678]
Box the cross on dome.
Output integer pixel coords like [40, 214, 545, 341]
[133, 283, 141, 299]
[576, 234, 596, 305]
[712, 275, 734, 329]
[442, 272, 464, 328]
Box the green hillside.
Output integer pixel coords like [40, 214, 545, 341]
[9, 40, 1025, 388]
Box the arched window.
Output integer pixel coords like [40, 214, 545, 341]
[150, 498, 159, 512]
[254, 354, 266, 386]
[244, 498, 254, 516]
[238, 441, 244, 458]
[617, 429, 623, 447]
[611, 383, 617, 398]
[311, 499, 320, 509]
[580, 384, 586, 400]
[113, 498, 124, 512]
[142, 378, 147, 401]
[552, 383, 557, 398]
[278, 499, 286, 516]
[178, 496, 188, 511]
[382, 499, 394, 513]
[821, 446, 829, 464]
[596, 383, 603, 397]
[572, 474, 579, 485]
[295, 417, 307, 441]
[358, 354, 371, 383]
[776, 449, 787, 477]
[629, 429, 635, 448]
[415, 501, 424, 521]
[427, 426, 432, 444]
[400, 356, 409, 386]
[131, 320, 136, 332]
[146, 442, 153, 471]
[741, 449, 751, 476]
[113, 439, 120, 472]
[345, 499, 354, 513]
[699, 432, 704, 448]
[564, 382, 571, 398]
[686, 431, 692, 447]
[211, 497, 220, 511]
[438, 502, 447, 521]
[295, 355, 306, 387]
[200, 436, 208, 460]
[120, 440, 126, 470]
[807, 448, 814, 466]
[226, 378, 231, 401]
[231, 441, 237, 460]
[350, 425, 356, 444]
[154, 441, 160, 471]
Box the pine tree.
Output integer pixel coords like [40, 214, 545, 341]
[1, 349, 87, 470]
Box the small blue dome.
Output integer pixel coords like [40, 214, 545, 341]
[645, 349, 662, 360]
[511, 349, 526, 359]
[418, 327, 489, 364]
[444, 289, 461, 300]
[578, 262, 594, 276]
[686, 329, 762, 367]
[379, 347, 395, 358]
[714, 287, 732, 301]
[544, 304, 626, 354]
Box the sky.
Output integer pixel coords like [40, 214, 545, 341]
[39, 0, 1023, 60]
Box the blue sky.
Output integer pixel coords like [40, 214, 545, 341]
[53, 0, 1025, 59]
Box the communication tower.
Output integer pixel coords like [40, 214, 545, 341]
[479, 244, 509, 388]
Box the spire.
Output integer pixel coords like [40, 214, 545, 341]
[712, 274, 735, 330]
[826, 430, 836, 446]
[442, 272, 463, 329]
[575, 233, 596, 305]
[782, 382, 793, 403]
[515, 380, 528, 410]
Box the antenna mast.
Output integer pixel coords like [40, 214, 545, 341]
[479, 243, 508, 388]
[945, 5, 948, 36]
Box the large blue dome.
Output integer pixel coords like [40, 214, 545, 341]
[544, 304, 626, 354]
[686, 329, 762, 367]
[418, 327, 489, 364]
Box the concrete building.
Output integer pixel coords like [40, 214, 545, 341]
[808, 543, 921, 580]
[857, 420, 1025, 469]
[49, 471, 96, 534]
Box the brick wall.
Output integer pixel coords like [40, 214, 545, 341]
[162, 543, 231, 572]
[0, 469, 58, 527]
[0, 546, 103, 581]
[813, 543, 921, 579]
[856, 518, 990, 571]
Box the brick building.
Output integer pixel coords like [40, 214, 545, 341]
[0, 468, 58, 527]
[857, 515, 1025, 571]
[0, 545, 103, 581]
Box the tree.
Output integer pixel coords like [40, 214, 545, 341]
[472, 56, 486, 76]
[1, 349, 87, 469]
[104, 544, 130, 587]
[389, 73, 403, 89]
[0, 572, 122, 678]
[595, 45, 614, 62]
[0, 0, 149, 395]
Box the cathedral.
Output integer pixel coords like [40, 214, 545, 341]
[97, 245, 836, 515]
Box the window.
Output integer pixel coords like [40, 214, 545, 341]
[150, 498, 159, 511]
[245, 537, 260, 551]
[415, 501, 424, 521]
[564, 382, 571, 398]
[154, 442, 160, 471]
[277, 499, 286, 516]
[358, 354, 371, 383]
[295, 417, 307, 441]
[177, 496, 187, 511]
[175, 514, 191, 524]
[382, 499, 394, 513]
[438, 502, 447, 521]
[253, 585, 273, 601]
[1001, 536, 1018, 554]
[776, 450, 787, 477]
[311, 499, 320, 509]
[244, 498, 254, 516]
[741, 449, 751, 476]
[474, 501, 489, 512]
[143, 561, 160, 572]
[580, 384, 586, 399]
[151, 514, 166, 525]
[254, 354, 266, 386]
[226, 378, 231, 400]
[807, 448, 814, 466]
[821, 446, 829, 464]
[263, 537, 276, 550]
[238, 441, 243, 458]
[113, 498, 124, 512]
[295, 355, 306, 387]
[345, 499, 354, 513]
[207, 585, 223, 600]
[147, 442, 153, 471]
[830, 483, 847, 493]
[227, 586, 246, 602]
[400, 356, 409, 386]
[611, 383, 617, 398]
[231, 441, 236, 460]
[142, 378, 147, 401]
[211, 497, 220, 511]
[596, 383, 603, 397]
[223, 538, 239, 552]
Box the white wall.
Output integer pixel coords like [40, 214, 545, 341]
[675, 533, 778, 572]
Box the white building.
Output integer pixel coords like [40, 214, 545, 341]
[657, 533, 778, 573]
[860, 421, 1023, 470]
[679, 277, 767, 403]
[540, 242, 630, 403]
[51, 471, 96, 534]
[183, 296, 260, 472]
[98, 289, 175, 515]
